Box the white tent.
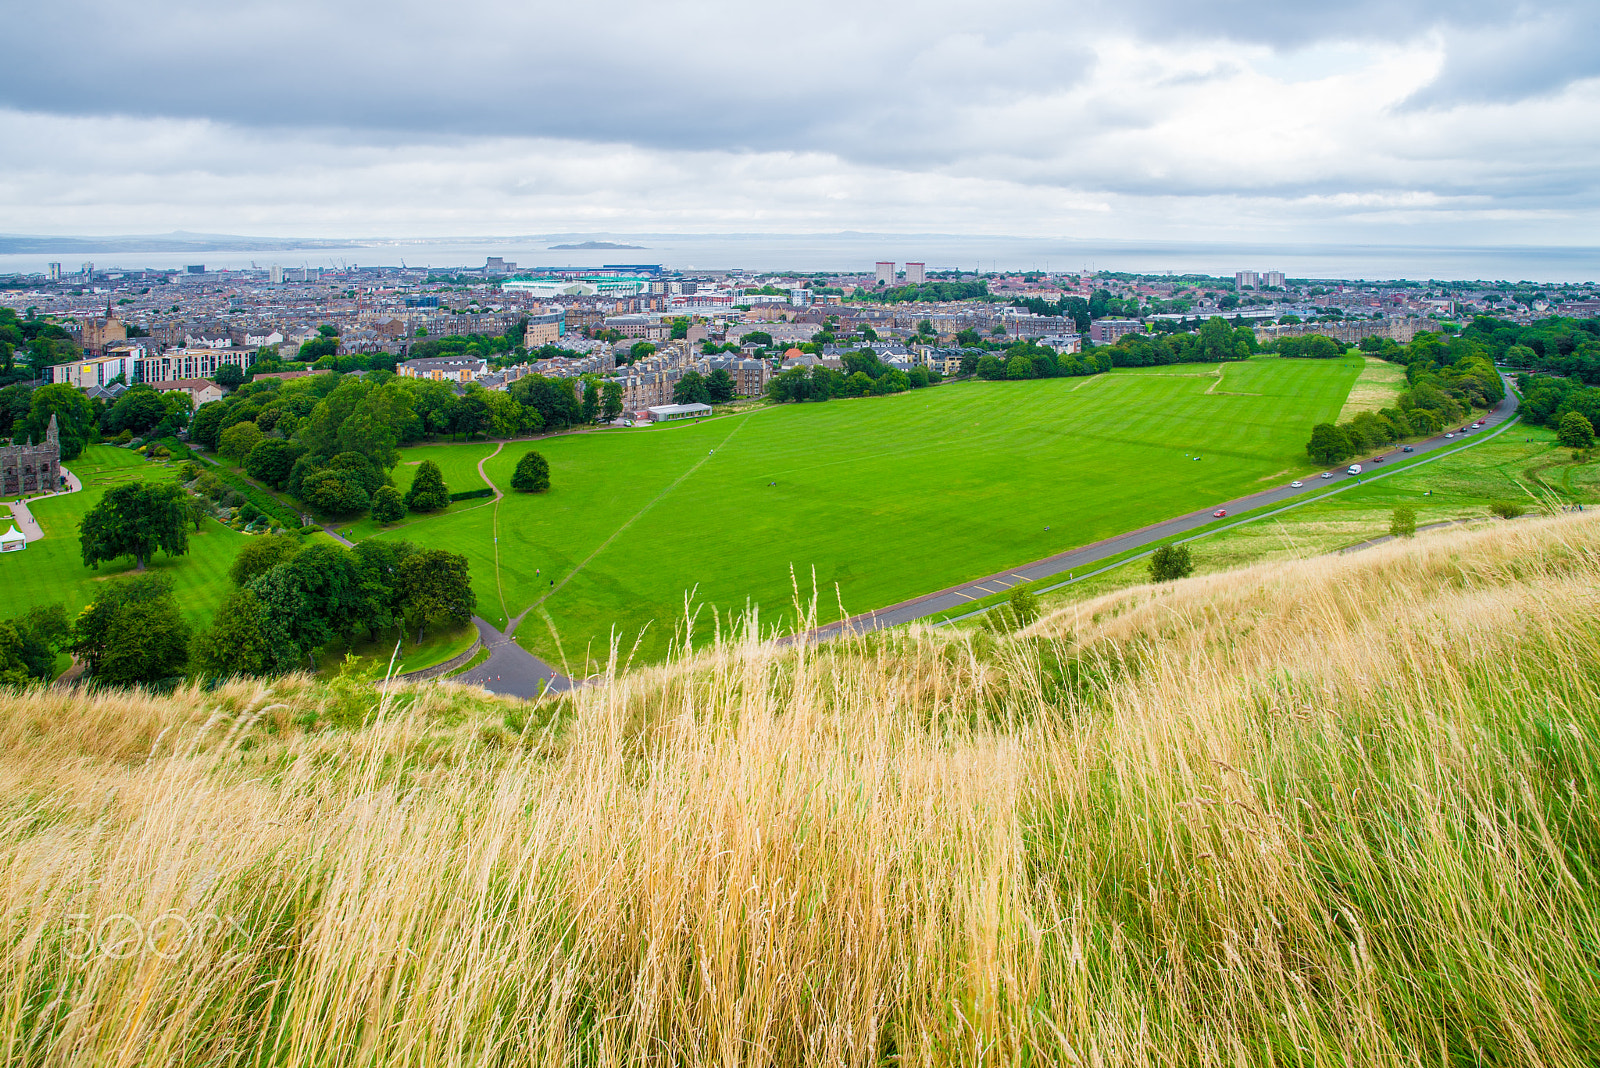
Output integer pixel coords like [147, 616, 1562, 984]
[0, 524, 25, 553]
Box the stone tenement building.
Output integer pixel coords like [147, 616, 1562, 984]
[1, 415, 61, 496]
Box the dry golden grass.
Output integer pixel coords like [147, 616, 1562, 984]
[1336, 355, 1407, 422]
[4, 513, 1600, 1065]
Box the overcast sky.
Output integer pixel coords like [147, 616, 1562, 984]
[2, 0, 1598, 245]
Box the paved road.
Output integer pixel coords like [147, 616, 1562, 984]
[453, 614, 572, 698]
[806, 376, 1522, 639]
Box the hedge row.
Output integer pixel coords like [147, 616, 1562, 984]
[449, 488, 495, 502]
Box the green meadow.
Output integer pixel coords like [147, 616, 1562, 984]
[374, 355, 1363, 664]
[3, 446, 247, 626]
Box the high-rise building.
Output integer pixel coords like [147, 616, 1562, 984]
[875, 261, 895, 286]
[1263, 270, 1286, 289]
[269, 265, 284, 284]
[81, 262, 94, 280]
[1235, 270, 1259, 290]
[47, 263, 61, 282]
[905, 261, 926, 284]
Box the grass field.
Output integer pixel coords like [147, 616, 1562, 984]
[373, 355, 1362, 664]
[1336, 353, 1407, 421]
[3, 445, 248, 627]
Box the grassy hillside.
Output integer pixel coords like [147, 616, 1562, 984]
[5, 512, 1599, 1065]
[365, 356, 1360, 663]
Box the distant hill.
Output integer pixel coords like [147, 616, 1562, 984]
[546, 240, 646, 250]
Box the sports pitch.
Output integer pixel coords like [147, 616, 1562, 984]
[377, 355, 1363, 665]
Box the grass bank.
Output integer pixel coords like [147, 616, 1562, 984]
[4, 512, 1600, 1064]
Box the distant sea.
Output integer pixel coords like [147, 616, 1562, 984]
[2, 233, 1597, 283]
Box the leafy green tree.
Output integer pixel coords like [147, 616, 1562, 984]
[581, 381, 600, 423]
[245, 438, 305, 488]
[24, 384, 94, 461]
[218, 421, 265, 463]
[844, 371, 873, 397]
[1390, 506, 1417, 538]
[302, 470, 371, 516]
[371, 485, 406, 523]
[404, 460, 450, 512]
[213, 363, 246, 389]
[229, 534, 301, 586]
[705, 367, 735, 403]
[511, 451, 551, 493]
[629, 341, 656, 363]
[398, 549, 477, 643]
[602, 380, 624, 420]
[79, 481, 190, 571]
[1006, 353, 1035, 379]
[70, 574, 191, 685]
[1306, 423, 1354, 465]
[189, 588, 277, 679]
[0, 604, 70, 685]
[1007, 585, 1039, 627]
[1148, 544, 1194, 583]
[673, 371, 711, 405]
[1557, 411, 1594, 449]
[976, 355, 1005, 380]
[189, 401, 229, 450]
[102, 385, 168, 436]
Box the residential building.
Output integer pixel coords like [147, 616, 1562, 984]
[46, 349, 140, 389]
[1236, 270, 1260, 290]
[1263, 271, 1286, 289]
[1089, 319, 1144, 343]
[522, 309, 567, 348]
[396, 355, 489, 383]
[905, 262, 926, 285]
[133, 347, 256, 384]
[146, 379, 224, 407]
[875, 261, 895, 286]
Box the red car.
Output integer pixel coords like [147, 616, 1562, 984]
[1213, 509, 1227, 518]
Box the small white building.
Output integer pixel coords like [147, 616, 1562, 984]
[645, 402, 713, 423]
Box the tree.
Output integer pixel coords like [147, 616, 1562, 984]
[511, 450, 551, 493]
[0, 604, 69, 685]
[581, 381, 600, 423]
[24, 384, 94, 461]
[302, 470, 372, 516]
[79, 481, 190, 571]
[629, 341, 656, 363]
[102, 385, 168, 436]
[1557, 411, 1594, 450]
[404, 460, 450, 512]
[245, 438, 305, 488]
[976, 355, 1005, 380]
[1006, 353, 1035, 379]
[602, 380, 624, 421]
[397, 549, 477, 643]
[189, 401, 229, 450]
[70, 573, 191, 685]
[229, 533, 301, 586]
[673, 371, 711, 405]
[371, 485, 406, 523]
[1390, 506, 1417, 539]
[1006, 584, 1039, 627]
[189, 588, 278, 679]
[1306, 423, 1354, 465]
[705, 367, 735, 403]
[1490, 500, 1527, 519]
[218, 421, 265, 464]
[1148, 544, 1194, 583]
[213, 363, 246, 389]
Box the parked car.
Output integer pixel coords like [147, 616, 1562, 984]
[1213, 509, 1227, 518]
[1290, 480, 1303, 487]
[1403, 446, 1413, 452]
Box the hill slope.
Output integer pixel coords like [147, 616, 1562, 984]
[3, 512, 1599, 1065]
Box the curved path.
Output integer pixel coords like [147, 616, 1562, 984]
[806, 376, 1522, 639]
[7, 466, 82, 542]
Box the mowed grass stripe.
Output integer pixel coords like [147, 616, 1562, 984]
[380, 355, 1357, 663]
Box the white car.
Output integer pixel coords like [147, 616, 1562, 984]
[1445, 433, 1454, 438]
[1321, 472, 1333, 479]
[1291, 480, 1303, 487]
